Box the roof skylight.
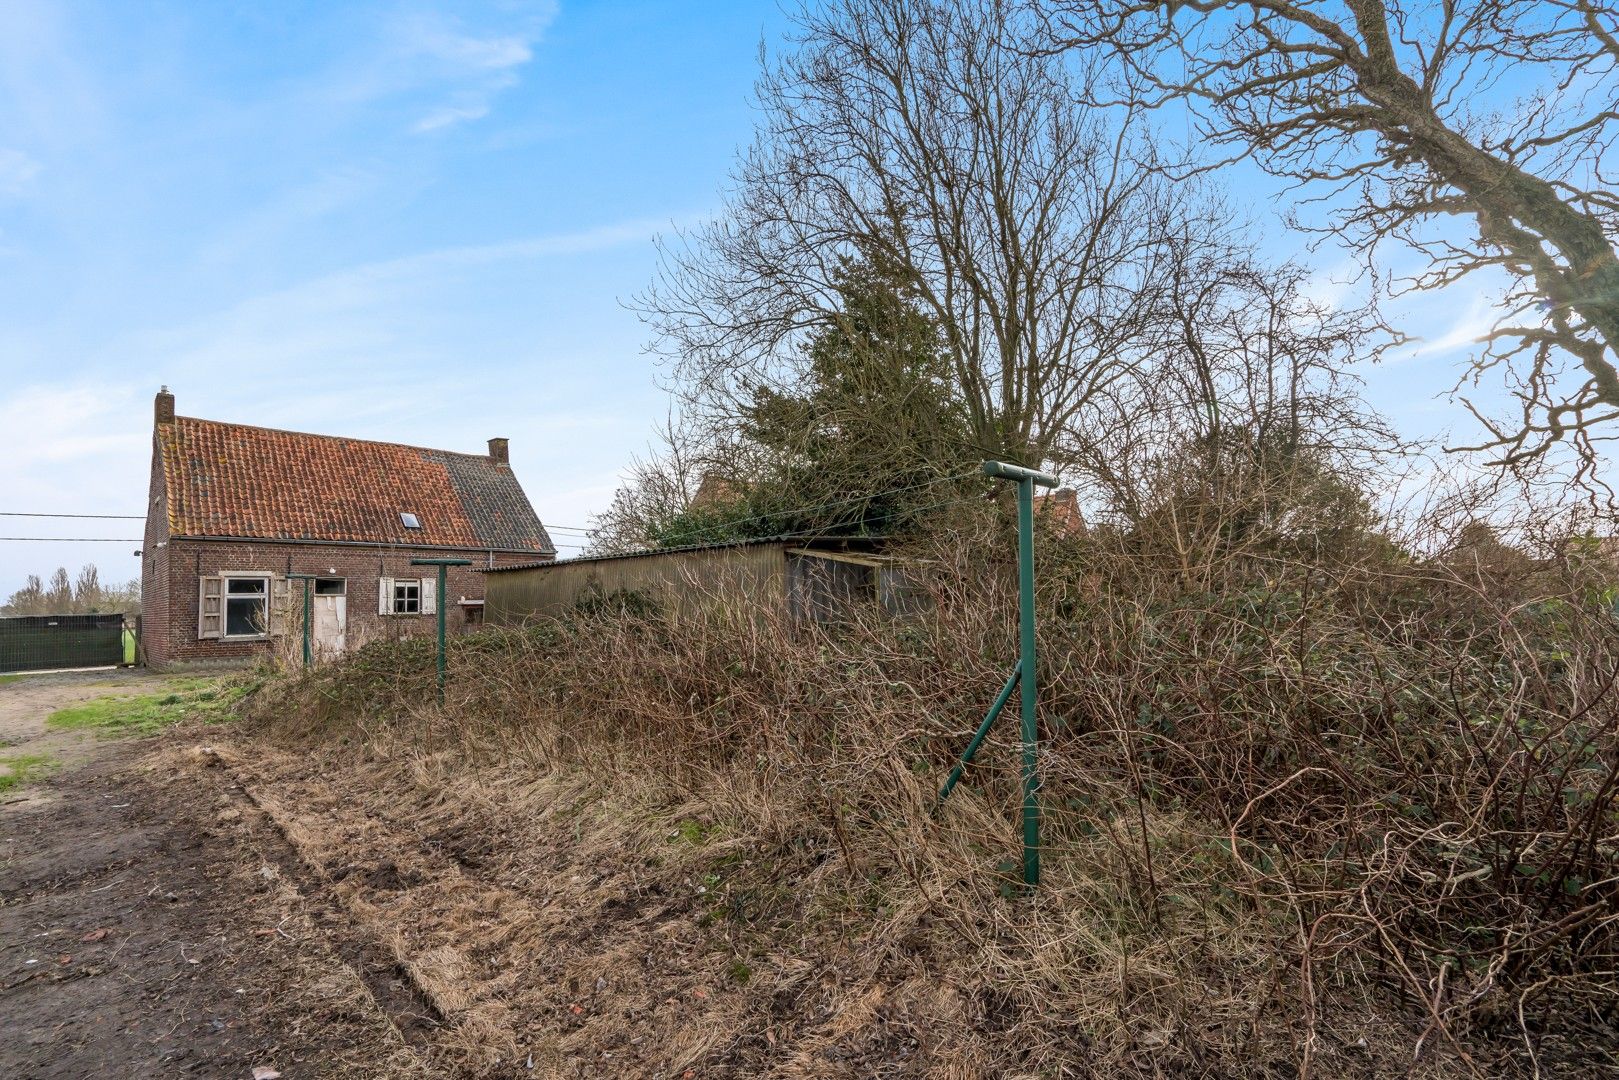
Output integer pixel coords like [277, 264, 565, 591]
[400, 512, 421, 529]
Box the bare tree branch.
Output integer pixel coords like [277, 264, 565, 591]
[638, 0, 1221, 475]
[1047, 0, 1619, 480]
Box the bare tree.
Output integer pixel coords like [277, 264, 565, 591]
[74, 564, 103, 612]
[45, 567, 72, 613]
[1, 574, 46, 617]
[587, 418, 735, 555]
[2, 564, 136, 616]
[1049, 0, 1619, 480]
[641, 0, 1214, 474]
[1079, 248, 1399, 542]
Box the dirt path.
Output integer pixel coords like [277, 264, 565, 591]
[0, 672, 427, 1079]
[0, 669, 164, 805]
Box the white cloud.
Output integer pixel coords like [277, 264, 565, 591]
[192, 167, 381, 269]
[1408, 292, 1498, 360]
[296, 4, 555, 134]
[0, 382, 147, 594]
[400, 18, 535, 71]
[385, 7, 553, 134]
[0, 148, 40, 194]
[1296, 257, 1365, 313]
[110, 214, 680, 416]
[0, 382, 144, 469]
[414, 102, 492, 132]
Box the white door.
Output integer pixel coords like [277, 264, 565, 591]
[312, 591, 346, 659]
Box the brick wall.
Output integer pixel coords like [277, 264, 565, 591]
[140, 433, 174, 668]
[152, 538, 545, 668]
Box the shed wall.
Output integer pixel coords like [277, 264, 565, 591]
[486, 543, 791, 625]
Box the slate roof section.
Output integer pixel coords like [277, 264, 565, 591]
[157, 416, 554, 553]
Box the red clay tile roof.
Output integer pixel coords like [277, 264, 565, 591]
[157, 416, 553, 552]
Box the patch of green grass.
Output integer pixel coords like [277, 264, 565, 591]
[123, 629, 137, 666]
[0, 674, 25, 687]
[0, 752, 58, 793]
[46, 678, 244, 738]
[669, 818, 717, 845]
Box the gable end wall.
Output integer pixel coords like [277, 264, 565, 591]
[140, 432, 174, 668]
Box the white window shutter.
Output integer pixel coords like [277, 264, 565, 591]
[379, 577, 394, 616]
[198, 575, 223, 640]
[420, 576, 437, 615]
[270, 576, 290, 636]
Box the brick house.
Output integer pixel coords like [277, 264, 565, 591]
[139, 388, 554, 669]
[1033, 488, 1086, 537]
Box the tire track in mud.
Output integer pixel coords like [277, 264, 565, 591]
[189, 739, 850, 1078]
[199, 743, 551, 1073]
[194, 746, 448, 1055]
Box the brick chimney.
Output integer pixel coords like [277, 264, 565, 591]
[155, 386, 175, 426]
[487, 437, 509, 465]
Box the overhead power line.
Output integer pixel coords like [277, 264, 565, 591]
[0, 511, 145, 520]
[629, 470, 982, 540]
[0, 537, 143, 542]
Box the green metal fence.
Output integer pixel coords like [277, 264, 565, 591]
[0, 614, 129, 674]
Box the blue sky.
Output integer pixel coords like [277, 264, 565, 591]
[0, 0, 1496, 597]
[0, 0, 797, 592]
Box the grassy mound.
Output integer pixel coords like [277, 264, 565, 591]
[244, 524, 1619, 1077]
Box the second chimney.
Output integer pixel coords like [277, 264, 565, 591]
[487, 437, 509, 465]
[155, 386, 175, 425]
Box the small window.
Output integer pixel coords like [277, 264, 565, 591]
[224, 576, 269, 638]
[314, 577, 345, 596]
[400, 512, 421, 529]
[393, 579, 421, 614]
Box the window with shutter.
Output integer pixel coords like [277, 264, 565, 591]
[390, 579, 421, 615]
[420, 576, 436, 616]
[379, 577, 395, 616]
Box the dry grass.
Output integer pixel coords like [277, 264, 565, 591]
[230, 512, 1619, 1078]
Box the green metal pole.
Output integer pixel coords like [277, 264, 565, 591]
[435, 563, 447, 707]
[976, 459, 1056, 890]
[938, 661, 1020, 805]
[410, 558, 470, 709]
[285, 573, 316, 670]
[1017, 474, 1040, 888]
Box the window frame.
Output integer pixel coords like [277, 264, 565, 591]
[221, 573, 272, 640]
[392, 579, 421, 615]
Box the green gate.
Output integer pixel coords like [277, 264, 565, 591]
[0, 614, 128, 674]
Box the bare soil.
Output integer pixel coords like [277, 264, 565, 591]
[0, 672, 423, 1079]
